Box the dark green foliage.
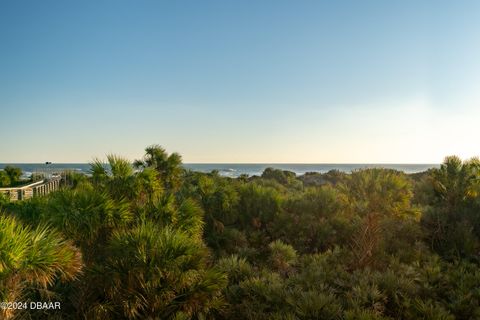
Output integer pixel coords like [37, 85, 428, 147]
[183, 172, 240, 251]
[271, 186, 353, 253]
[0, 170, 10, 187]
[3, 165, 22, 185]
[103, 222, 226, 319]
[134, 144, 184, 191]
[43, 188, 133, 262]
[267, 240, 297, 274]
[0, 191, 9, 206]
[0, 214, 82, 320]
[0, 166, 25, 187]
[237, 183, 282, 231]
[261, 168, 302, 189]
[299, 169, 347, 187]
[421, 156, 480, 260]
[2, 147, 480, 319]
[340, 168, 416, 218]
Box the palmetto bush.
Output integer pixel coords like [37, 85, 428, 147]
[421, 156, 480, 260]
[216, 255, 253, 285]
[268, 240, 297, 275]
[0, 214, 82, 319]
[103, 221, 226, 319]
[340, 168, 416, 218]
[287, 290, 343, 319]
[3, 146, 480, 319]
[271, 186, 355, 254]
[134, 144, 184, 192]
[43, 187, 132, 263]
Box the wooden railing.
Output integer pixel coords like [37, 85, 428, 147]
[0, 177, 62, 201]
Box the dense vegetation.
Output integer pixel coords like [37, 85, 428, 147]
[0, 166, 23, 187]
[1, 145, 480, 319]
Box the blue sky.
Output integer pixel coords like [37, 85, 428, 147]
[1, 0, 479, 163]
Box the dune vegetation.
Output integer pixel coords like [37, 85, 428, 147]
[0, 166, 23, 187]
[1, 145, 480, 319]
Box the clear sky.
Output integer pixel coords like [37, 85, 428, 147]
[1, 0, 479, 163]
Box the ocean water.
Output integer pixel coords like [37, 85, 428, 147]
[0, 163, 439, 178]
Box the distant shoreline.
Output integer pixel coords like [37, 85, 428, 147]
[1, 163, 440, 178]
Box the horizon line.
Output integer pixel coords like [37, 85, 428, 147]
[0, 162, 442, 165]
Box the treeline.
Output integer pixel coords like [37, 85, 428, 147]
[1, 145, 480, 319]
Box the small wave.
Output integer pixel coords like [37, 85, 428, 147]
[21, 171, 33, 179]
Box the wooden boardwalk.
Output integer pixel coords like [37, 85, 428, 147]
[0, 177, 62, 201]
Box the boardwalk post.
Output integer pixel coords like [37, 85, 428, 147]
[0, 177, 62, 202]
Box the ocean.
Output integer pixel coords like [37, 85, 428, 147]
[0, 163, 439, 178]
